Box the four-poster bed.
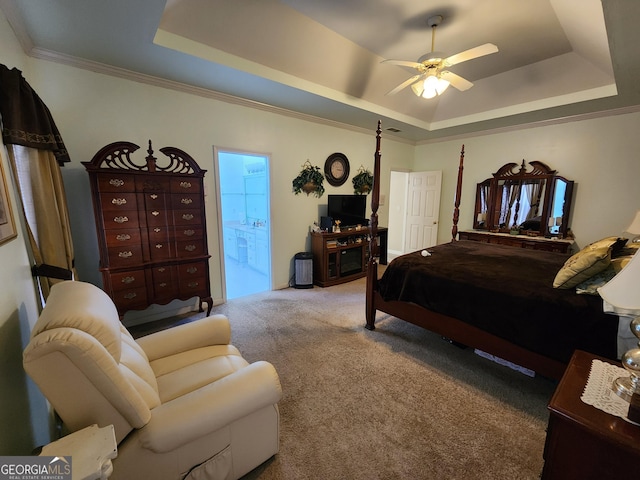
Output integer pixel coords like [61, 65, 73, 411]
[364, 122, 620, 380]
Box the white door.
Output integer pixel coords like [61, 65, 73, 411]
[404, 171, 442, 252]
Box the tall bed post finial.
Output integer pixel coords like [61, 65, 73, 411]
[451, 144, 464, 241]
[365, 121, 382, 330]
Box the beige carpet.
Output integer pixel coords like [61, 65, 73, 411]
[133, 274, 557, 479]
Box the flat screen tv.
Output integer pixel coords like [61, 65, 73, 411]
[327, 194, 369, 228]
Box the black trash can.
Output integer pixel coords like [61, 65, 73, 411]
[294, 252, 313, 288]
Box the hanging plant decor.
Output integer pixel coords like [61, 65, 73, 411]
[352, 165, 374, 195]
[292, 160, 325, 198]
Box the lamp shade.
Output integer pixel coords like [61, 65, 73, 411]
[598, 250, 640, 316]
[625, 210, 640, 235]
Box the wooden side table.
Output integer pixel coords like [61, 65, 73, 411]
[542, 350, 640, 479]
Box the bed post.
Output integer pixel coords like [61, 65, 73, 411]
[365, 121, 382, 330]
[451, 145, 465, 242]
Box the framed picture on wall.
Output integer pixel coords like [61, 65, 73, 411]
[0, 158, 17, 245]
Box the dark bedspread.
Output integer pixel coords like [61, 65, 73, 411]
[377, 240, 618, 364]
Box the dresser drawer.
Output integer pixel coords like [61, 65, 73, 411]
[177, 261, 207, 279]
[150, 264, 173, 283]
[147, 225, 173, 245]
[103, 210, 140, 230]
[152, 278, 179, 303]
[108, 269, 146, 292]
[146, 208, 171, 227]
[97, 173, 135, 192]
[171, 193, 201, 210]
[112, 287, 148, 312]
[175, 226, 203, 242]
[107, 244, 144, 267]
[141, 192, 168, 212]
[149, 239, 172, 261]
[173, 210, 202, 226]
[171, 177, 201, 194]
[104, 228, 141, 248]
[100, 192, 138, 212]
[138, 177, 171, 193]
[176, 239, 206, 257]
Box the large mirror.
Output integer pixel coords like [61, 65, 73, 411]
[473, 160, 574, 238]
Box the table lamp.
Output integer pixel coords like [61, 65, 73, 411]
[626, 210, 640, 243]
[598, 248, 640, 401]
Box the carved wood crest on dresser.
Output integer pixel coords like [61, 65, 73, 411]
[83, 141, 212, 317]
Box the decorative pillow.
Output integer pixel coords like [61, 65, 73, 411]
[612, 255, 634, 273]
[553, 245, 612, 289]
[615, 243, 640, 258]
[575, 265, 617, 295]
[588, 236, 628, 254]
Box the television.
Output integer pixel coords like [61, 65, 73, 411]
[327, 194, 369, 228]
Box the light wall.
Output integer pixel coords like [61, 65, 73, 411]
[0, 10, 52, 454]
[415, 114, 640, 248]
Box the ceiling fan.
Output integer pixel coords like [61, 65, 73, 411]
[382, 15, 498, 98]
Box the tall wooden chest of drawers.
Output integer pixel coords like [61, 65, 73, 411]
[83, 141, 212, 317]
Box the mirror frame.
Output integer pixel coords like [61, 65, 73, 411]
[473, 160, 574, 238]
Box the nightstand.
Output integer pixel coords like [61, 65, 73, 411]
[39, 424, 117, 480]
[541, 350, 640, 479]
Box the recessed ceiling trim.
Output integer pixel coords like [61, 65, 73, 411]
[154, 28, 434, 132]
[431, 84, 619, 131]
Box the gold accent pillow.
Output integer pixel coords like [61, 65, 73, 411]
[553, 245, 612, 289]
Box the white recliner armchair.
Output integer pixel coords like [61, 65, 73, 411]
[23, 280, 282, 480]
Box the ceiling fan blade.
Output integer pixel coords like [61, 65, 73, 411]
[444, 43, 498, 66]
[440, 71, 474, 91]
[381, 59, 423, 69]
[386, 74, 425, 95]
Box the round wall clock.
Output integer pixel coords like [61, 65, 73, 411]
[324, 153, 350, 187]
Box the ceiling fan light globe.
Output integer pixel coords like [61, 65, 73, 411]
[436, 78, 450, 95]
[411, 82, 424, 97]
[422, 75, 439, 98]
[422, 89, 437, 99]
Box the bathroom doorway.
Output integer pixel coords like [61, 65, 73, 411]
[214, 149, 271, 299]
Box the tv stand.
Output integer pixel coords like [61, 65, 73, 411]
[310, 227, 387, 287]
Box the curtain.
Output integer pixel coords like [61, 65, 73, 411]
[524, 180, 544, 221]
[7, 145, 76, 299]
[0, 65, 74, 301]
[499, 182, 521, 228]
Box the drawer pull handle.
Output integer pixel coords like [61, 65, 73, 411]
[112, 198, 127, 206]
[123, 292, 137, 300]
[182, 213, 194, 221]
[185, 244, 196, 252]
[114, 216, 129, 223]
[115, 234, 131, 241]
[159, 282, 167, 288]
[184, 229, 195, 236]
[150, 194, 158, 199]
[179, 181, 192, 189]
[157, 267, 166, 272]
[181, 198, 193, 205]
[152, 210, 160, 216]
[118, 251, 133, 258]
[156, 244, 163, 249]
[188, 282, 199, 288]
[186, 267, 198, 274]
[109, 179, 125, 187]
[154, 228, 161, 233]
[121, 276, 135, 284]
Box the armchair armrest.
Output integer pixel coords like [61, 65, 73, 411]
[136, 314, 231, 361]
[137, 361, 282, 453]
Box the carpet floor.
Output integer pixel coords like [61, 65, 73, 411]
[130, 273, 558, 479]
